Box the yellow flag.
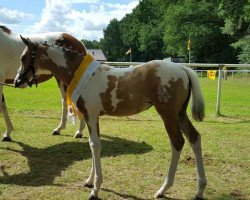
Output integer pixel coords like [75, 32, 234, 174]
[126, 48, 131, 54]
[187, 38, 191, 50]
[207, 70, 216, 80]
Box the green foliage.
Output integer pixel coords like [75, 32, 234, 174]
[232, 35, 250, 63]
[99, 19, 127, 61]
[81, 39, 100, 49]
[163, 0, 238, 63]
[219, 0, 250, 63]
[82, 0, 249, 63]
[136, 0, 166, 59]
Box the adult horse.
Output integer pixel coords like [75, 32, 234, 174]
[0, 25, 85, 141]
[14, 37, 207, 200]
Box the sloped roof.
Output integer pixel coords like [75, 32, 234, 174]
[87, 49, 107, 62]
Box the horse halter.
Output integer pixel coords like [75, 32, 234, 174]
[17, 43, 39, 87]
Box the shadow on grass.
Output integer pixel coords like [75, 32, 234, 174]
[213, 190, 249, 200]
[0, 135, 152, 187]
[102, 188, 181, 200]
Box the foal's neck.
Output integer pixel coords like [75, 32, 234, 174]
[45, 47, 83, 86]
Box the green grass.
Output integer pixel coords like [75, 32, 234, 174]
[0, 77, 249, 200]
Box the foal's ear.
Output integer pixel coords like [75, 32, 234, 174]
[20, 35, 33, 47]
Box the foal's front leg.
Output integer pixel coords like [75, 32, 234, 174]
[85, 115, 102, 200]
[52, 80, 85, 137]
[52, 81, 67, 135]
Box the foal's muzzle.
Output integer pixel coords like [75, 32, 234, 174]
[14, 78, 26, 88]
[14, 78, 22, 88]
[14, 74, 36, 88]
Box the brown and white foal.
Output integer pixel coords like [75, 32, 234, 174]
[15, 37, 207, 200]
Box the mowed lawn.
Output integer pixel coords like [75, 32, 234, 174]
[0, 76, 249, 200]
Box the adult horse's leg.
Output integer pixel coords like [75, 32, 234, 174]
[1, 93, 14, 142]
[154, 108, 185, 198]
[52, 79, 85, 137]
[84, 114, 102, 200]
[178, 112, 207, 200]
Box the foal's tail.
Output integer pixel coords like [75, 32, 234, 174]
[181, 65, 205, 121]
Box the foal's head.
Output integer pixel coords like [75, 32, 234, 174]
[14, 35, 86, 88]
[14, 36, 46, 88]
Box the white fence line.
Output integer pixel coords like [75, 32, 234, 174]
[103, 61, 250, 116]
[104, 61, 250, 68]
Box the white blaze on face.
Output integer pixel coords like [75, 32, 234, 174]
[47, 47, 68, 69]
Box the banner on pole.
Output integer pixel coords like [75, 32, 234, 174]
[207, 70, 216, 80]
[187, 38, 191, 50]
[126, 48, 131, 54]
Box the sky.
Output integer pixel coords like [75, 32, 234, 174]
[0, 0, 139, 40]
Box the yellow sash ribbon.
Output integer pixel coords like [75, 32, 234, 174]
[66, 54, 96, 119]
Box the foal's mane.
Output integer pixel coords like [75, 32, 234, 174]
[41, 41, 86, 57]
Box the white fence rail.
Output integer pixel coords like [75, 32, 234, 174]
[103, 61, 250, 116]
[103, 61, 250, 68]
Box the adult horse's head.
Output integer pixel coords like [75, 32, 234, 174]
[0, 25, 12, 35]
[14, 34, 87, 88]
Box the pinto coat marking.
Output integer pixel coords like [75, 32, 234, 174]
[15, 38, 207, 200]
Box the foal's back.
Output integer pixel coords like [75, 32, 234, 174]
[83, 61, 190, 116]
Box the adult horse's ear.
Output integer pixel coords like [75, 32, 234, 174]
[20, 35, 32, 46]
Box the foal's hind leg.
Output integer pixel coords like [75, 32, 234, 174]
[179, 113, 207, 199]
[154, 110, 185, 198]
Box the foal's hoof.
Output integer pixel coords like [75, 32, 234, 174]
[154, 194, 164, 199]
[193, 195, 204, 200]
[74, 132, 83, 138]
[52, 130, 60, 136]
[154, 191, 165, 198]
[2, 136, 12, 142]
[84, 183, 94, 188]
[88, 196, 99, 200]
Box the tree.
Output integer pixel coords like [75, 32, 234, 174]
[219, 0, 250, 63]
[163, 0, 238, 63]
[120, 0, 169, 61]
[81, 39, 100, 49]
[99, 19, 127, 61]
[136, 0, 167, 60]
[99, 0, 248, 63]
[120, 12, 142, 61]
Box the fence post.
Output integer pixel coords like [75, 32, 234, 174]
[216, 66, 223, 116]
